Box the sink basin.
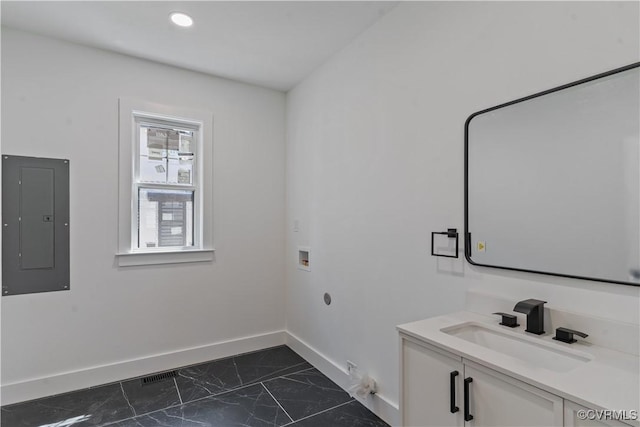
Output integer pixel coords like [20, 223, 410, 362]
[441, 323, 592, 372]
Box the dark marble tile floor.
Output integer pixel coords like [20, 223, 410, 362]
[1, 345, 388, 427]
[263, 369, 353, 421]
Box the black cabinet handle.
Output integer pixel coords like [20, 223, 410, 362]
[464, 377, 474, 421]
[450, 371, 459, 413]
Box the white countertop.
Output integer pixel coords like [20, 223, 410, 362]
[398, 311, 640, 426]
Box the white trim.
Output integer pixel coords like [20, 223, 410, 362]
[1, 331, 286, 405]
[285, 331, 400, 426]
[115, 249, 215, 266]
[118, 98, 213, 266]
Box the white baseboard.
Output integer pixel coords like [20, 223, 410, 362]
[3, 330, 401, 426]
[285, 332, 400, 426]
[1, 330, 286, 406]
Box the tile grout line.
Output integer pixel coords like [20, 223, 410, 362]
[101, 381, 265, 425]
[119, 382, 137, 417]
[232, 357, 244, 386]
[260, 382, 294, 424]
[99, 364, 316, 426]
[249, 362, 311, 384]
[281, 399, 355, 426]
[173, 377, 183, 405]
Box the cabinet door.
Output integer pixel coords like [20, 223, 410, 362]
[463, 362, 563, 427]
[564, 400, 635, 427]
[402, 338, 464, 427]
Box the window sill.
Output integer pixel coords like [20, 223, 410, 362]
[115, 249, 215, 267]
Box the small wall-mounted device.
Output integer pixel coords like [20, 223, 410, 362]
[298, 247, 310, 271]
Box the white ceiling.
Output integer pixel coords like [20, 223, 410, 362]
[1, 1, 397, 91]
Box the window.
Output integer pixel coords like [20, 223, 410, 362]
[117, 99, 213, 266]
[135, 122, 196, 250]
[140, 188, 194, 248]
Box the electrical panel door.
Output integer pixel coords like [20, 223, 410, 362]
[2, 155, 70, 296]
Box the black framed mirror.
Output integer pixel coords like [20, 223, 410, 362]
[465, 62, 640, 286]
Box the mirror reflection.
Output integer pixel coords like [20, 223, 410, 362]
[465, 64, 640, 285]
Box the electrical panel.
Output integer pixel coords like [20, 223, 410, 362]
[2, 155, 70, 296]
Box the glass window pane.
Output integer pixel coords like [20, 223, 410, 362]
[139, 126, 194, 185]
[139, 157, 168, 183]
[139, 127, 168, 184]
[138, 188, 194, 248]
[140, 127, 168, 158]
[167, 158, 193, 184]
[170, 132, 194, 184]
[179, 132, 194, 155]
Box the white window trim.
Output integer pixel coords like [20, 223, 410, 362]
[117, 98, 214, 266]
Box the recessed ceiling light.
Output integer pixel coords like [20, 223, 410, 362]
[170, 12, 193, 28]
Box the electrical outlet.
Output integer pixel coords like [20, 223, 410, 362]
[347, 360, 357, 374]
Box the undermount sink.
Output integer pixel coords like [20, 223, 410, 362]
[441, 322, 592, 372]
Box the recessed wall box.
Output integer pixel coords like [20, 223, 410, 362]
[298, 247, 310, 271]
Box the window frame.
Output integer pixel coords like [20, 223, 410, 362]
[133, 116, 200, 252]
[117, 98, 214, 266]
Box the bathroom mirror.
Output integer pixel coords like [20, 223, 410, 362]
[465, 62, 640, 286]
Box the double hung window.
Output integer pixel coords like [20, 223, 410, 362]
[117, 98, 213, 266]
[135, 120, 197, 250]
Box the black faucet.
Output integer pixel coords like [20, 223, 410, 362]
[513, 299, 547, 335]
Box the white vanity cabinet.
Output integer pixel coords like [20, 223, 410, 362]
[462, 362, 563, 426]
[401, 335, 563, 427]
[402, 338, 464, 426]
[564, 401, 635, 427]
[399, 308, 639, 427]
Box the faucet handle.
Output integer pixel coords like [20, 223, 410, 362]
[492, 312, 519, 328]
[553, 327, 588, 344]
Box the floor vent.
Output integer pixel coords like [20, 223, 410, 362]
[140, 370, 177, 386]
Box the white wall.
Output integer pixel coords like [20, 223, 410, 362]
[285, 1, 640, 418]
[1, 28, 286, 400]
